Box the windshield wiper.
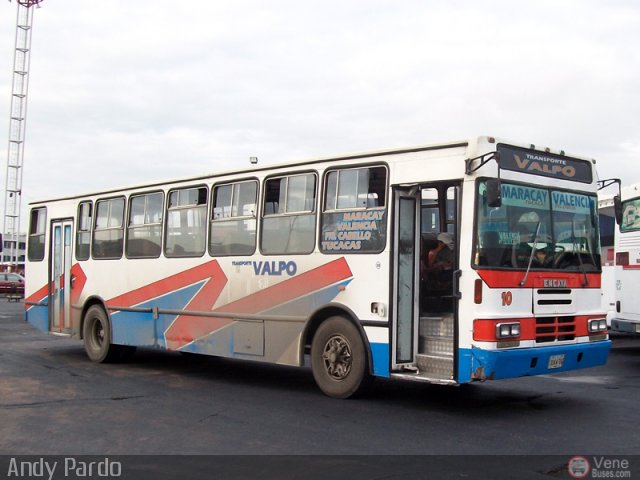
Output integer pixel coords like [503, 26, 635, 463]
[520, 221, 541, 287]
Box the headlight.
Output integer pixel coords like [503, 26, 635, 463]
[496, 322, 520, 339]
[588, 318, 607, 333]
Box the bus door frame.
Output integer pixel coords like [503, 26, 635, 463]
[49, 218, 74, 334]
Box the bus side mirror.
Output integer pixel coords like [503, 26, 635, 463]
[613, 194, 623, 225]
[486, 179, 502, 208]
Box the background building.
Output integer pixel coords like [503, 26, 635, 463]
[1, 232, 25, 274]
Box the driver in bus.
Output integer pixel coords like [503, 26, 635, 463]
[514, 212, 553, 268]
[533, 245, 550, 267]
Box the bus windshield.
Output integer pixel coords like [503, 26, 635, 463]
[475, 180, 600, 271]
[621, 197, 640, 232]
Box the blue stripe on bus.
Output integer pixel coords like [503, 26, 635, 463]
[111, 282, 205, 347]
[25, 304, 49, 333]
[263, 279, 353, 317]
[457, 341, 611, 383]
[370, 342, 390, 377]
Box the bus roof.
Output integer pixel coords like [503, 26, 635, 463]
[30, 138, 471, 205]
[29, 135, 597, 205]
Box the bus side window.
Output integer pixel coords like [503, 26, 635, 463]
[76, 201, 92, 261]
[261, 173, 317, 255]
[28, 207, 47, 262]
[320, 165, 387, 254]
[126, 192, 164, 259]
[165, 186, 207, 258]
[92, 197, 125, 260]
[210, 180, 258, 256]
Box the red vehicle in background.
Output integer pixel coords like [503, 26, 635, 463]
[0, 273, 25, 296]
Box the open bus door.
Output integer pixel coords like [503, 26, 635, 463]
[49, 219, 73, 334]
[392, 183, 460, 381]
[391, 187, 421, 370]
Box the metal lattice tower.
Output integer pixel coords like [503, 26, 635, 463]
[3, 0, 42, 272]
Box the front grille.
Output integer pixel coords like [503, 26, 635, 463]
[538, 299, 572, 305]
[536, 289, 573, 306]
[536, 316, 576, 343]
[537, 288, 571, 295]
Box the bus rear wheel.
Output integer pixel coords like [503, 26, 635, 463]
[311, 316, 370, 399]
[83, 305, 122, 363]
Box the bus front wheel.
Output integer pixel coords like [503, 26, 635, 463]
[83, 305, 121, 363]
[311, 316, 370, 399]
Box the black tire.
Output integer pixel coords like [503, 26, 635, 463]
[82, 305, 122, 363]
[311, 316, 371, 399]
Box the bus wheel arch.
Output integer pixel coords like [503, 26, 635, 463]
[305, 307, 373, 398]
[81, 300, 122, 363]
[78, 296, 109, 340]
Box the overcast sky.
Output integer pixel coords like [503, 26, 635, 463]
[1, 0, 639, 230]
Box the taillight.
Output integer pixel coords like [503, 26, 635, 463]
[606, 248, 614, 263]
[474, 279, 483, 304]
[616, 251, 629, 266]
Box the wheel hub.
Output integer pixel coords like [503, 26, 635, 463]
[92, 320, 104, 347]
[322, 335, 352, 380]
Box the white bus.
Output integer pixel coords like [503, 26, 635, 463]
[611, 184, 640, 334]
[598, 193, 617, 324]
[25, 136, 611, 398]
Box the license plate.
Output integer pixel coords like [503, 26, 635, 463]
[548, 354, 565, 369]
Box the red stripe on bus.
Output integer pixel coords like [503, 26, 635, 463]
[214, 257, 352, 315]
[25, 282, 51, 306]
[163, 262, 229, 350]
[474, 318, 536, 341]
[165, 257, 353, 349]
[474, 315, 597, 342]
[107, 259, 227, 308]
[26, 264, 86, 313]
[70, 263, 87, 307]
[476, 270, 601, 289]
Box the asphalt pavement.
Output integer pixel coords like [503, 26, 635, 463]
[1, 300, 639, 478]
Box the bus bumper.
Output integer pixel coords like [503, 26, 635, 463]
[610, 318, 640, 334]
[458, 340, 611, 383]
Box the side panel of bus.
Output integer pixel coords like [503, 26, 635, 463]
[611, 187, 640, 334]
[25, 162, 397, 379]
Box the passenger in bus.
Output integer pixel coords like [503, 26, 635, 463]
[422, 232, 454, 286]
[420, 232, 455, 312]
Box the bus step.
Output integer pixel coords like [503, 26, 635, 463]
[419, 315, 454, 337]
[418, 335, 454, 357]
[416, 354, 454, 379]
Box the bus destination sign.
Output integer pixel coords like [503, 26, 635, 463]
[497, 144, 593, 184]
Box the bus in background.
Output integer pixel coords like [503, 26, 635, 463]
[24, 136, 610, 398]
[611, 183, 640, 334]
[598, 193, 617, 325]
